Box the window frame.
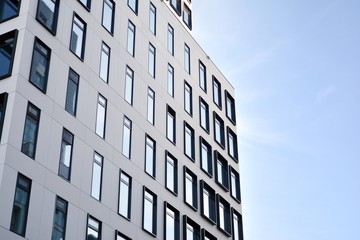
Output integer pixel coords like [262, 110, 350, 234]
[213, 112, 225, 148]
[167, 24, 174, 56]
[183, 215, 201, 240]
[214, 151, 229, 191]
[199, 60, 207, 92]
[184, 81, 193, 116]
[116, 230, 132, 240]
[0, 0, 22, 23]
[95, 93, 107, 138]
[166, 105, 176, 144]
[127, 0, 138, 14]
[0, 29, 18, 80]
[200, 180, 216, 224]
[99, 41, 110, 83]
[184, 43, 191, 74]
[126, 20, 136, 57]
[65, 68, 79, 116]
[227, 127, 239, 161]
[0, 92, 8, 142]
[201, 229, 217, 240]
[70, 13, 86, 60]
[144, 134, 156, 178]
[91, 151, 103, 201]
[232, 208, 244, 240]
[124, 65, 134, 105]
[165, 151, 178, 195]
[164, 202, 180, 240]
[78, 0, 91, 10]
[212, 76, 222, 109]
[58, 128, 74, 181]
[147, 87, 155, 125]
[86, 214, 101, 240]
[21, 102, 41, 159]
[184, 166, 198, 210]
[52, 196, 68, 240]
[225, 90, 236, 124]
[184, 122, 195, 161]
[118, 169, 132, 220]
[148, 43, 156, 78]
[216, 195, 232, 236]
[36, 0, 60, 35]
[183, 3, 192, 29]
[200, 137, 212, 177]
[149, 2, 156, 35]
[170, 0, 181, 16]
[167, 63, 174, 97]
[122, 116, 132, 159]
[142, 187, 157, 236]
[199, 97, 210, 133]
[101, 0, 115, 34]
[230, 166, 241, 203]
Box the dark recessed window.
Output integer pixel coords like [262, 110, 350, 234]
[200, 137, 212, 176]
[58, 128, 74, 181]
[147, 87, 155, 125]
[215, 151, 229, 191]
[184, 43, 190, 74]
[183, 4, 192, 29]
[102, 0, 114, 34]
[65, 68, 79, 116]
[29, 37, 51, 93]
[167, 63, 174, 97]
[230, 166, 241, 202]
[99, 41, 110, 83]
[166, 105, 176, 143]
[10, 173, 31, 237]
[70, 13, 86, 60]
[52, 196, 68, 240]
[200, 180, 216, 224]
[127, 20, 135, 57]
[184, 166, 197, 210]
[212, 76, 222, 109]
[232, 208, 244, 240]
[217, 195, 231, 236]
[184, 81, 193, 116]
[78, 0, 91, 10]
[127, 0, 138, 14]
[145, 134, 156, 178]
[116, 230, 132, 240]
[0, 29, 18, 80]
[124, 65, 134, 105]
[118, 170, 132, 219]
[21, 102, 40, 159]
[0, 92, 8, 142]
[199, 97, 210, 132]
[36, 0, 60, 34]
[167, 24, 174, 55]
[91, 152, 103, 201]
[165, 151, 178, 194]
[170, 0, 181, 16]
[201, 229, 217, 240]
[183, 215, 200, 240]
[184, 122, 195, 161]
[122, 116, 132, 159]
[143, 187, 157, 236]
[149, 2, 156, 35]
[199, 60, 207, 92]
[148, 43, 156, 78]
[214, 112, 225, 148]
[165, 202, 180, 240]
[95, 94, 106, 138]
[0, 0, 21, 23]
[225, 90, 236, 124]
[227, 127, 238, 161]
[87, 215, 101, 240]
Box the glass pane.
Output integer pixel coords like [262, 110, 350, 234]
[144, 195, 153, 232]
[167, 65, 173, 96]
[166, 209, 175, 240]
[203, 189, 209, 217]
[91, 162, 102, 200]
[166, 158, 174, 191]
[128, 0, 137, 12]
[219, 202, 225, 229]
[1, 0, 21, 21]
[99, 45, 109, 82]
[96, 104, 105, 137]
[102, 0, 113, 32]
[127, 23, 135, 56]
[70, 17, 84, 57]
[125, 69, 133, 104]
[30, 43, 49, 91]
[185, 173, 192, 204]
[37, 0, 56, 31]
[149, 4, 156, 34]
[122, 123, 131, 158]
[119, 180, 129, 217]
[22, 117, 38, 158]
[201, 143, 208, 171]
[147, 90, 154, 124]
[145, 142, 154, 176]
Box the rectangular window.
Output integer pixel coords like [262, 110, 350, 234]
[29, 37, 51, 93]
[116, 231, 131, 240]
[70, 13, 86, 60]
[119, 170, 132, 219]
[122, 116, 132, 159]
[230, 166, 241, 202]
[149, 3, 156, 35]
[36, 0, 60, 34]
[170, 0, 181, 15]
[147, 87, 155, 125]
[87, 215, 101, 240]
[10, 173, 32, 237]
[102, 0, 114, 34]
[145, 135, 156, 178]
[201, 229, 217, 240]
[183, 216, 200, 240]
[214, 112, 225, 148]
[199, 97, 209, 132]
[199, 61, 207, 91]
[127, 20, 135, 57]
[184, 122, 195, 160]
[58, 128, 74, 181]
[184, 167, 197, 210]
[217, 195, 231, 236]
[184, 81, 192, 115]
[166, 105, 176, 143]
[91, 152, 103, 201]
[167, 64, 174, 97]
[143, 187, 157, 236]
[184, 43, 190, 74]
[200, 180, 216, 224]
[78, 0, 91, 10]
[0, 92, 8, 142]
[0, 0, 21, 22]
[21, 102, 41, 159]
[200, 137, 212, 176]
[167, 24, 174, 55]
[148, 43, 156, 78]
[215, 151, 229, 191]
[127, 0, 138, 14]
[225, 90, 236, 124]
[52, 196, 68, 240]
[124, 66, 134, 105]
[232, 209, 244, 240]
[65, 68, 79, 116]
[0, 29, 18, 80]
[165, 202, 180, 240]
[183, 4, 192, 29]
[227, 127, 239, 161]
[165, 151, 178, 194]
[95, 94, 106, 138]
[99, 42, 110, 83]
[212, 76, 222, 108]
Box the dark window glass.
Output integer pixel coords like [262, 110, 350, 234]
[99, 42, 110, 83]
[21, 102, 40, 159]
[230, 166, 241, 202]
[0, 92, 8, 142]
[0, 29, 18, 80]
[143, 187, 157, 236]
[214, 112, 225, 148]
[199, 97, 209, 132]
[147, 87, 155, 124]
[166, 105, 176, 143]
[200, 137, 212, 176]
[149, 3, 156, 35]
[165, 202, 180, 240]
[200, 180, 216, 224]
[199, 61, 206, 91]
[232, 209, 244, 240]
[217, 195, 231, 236]
[183, 4, 192, 29]
[122, 116, 132, 159]
[10, 173, 31, 237]
[91, 152, 103, 201]
[127, 0, 138, 14]
[170, 0, 181, 15]
[183, 216, 200, 240]
[58, 128, 74, 181]
[118, 170, 132, 219]
[65, 68, 79, 116]
[184, 166, 197, 210]
[70, 13, 86, 60]
[184, 122, 195, 160]
[165, 151, 178, 194]
[29, 38, 51, 92]
[95, 94, 106, 138]
[36, 0, 60, 34]
[102, 0, 114, 34]
[227, 127, 239, 161]
[52, 196, 68, 240]
[184, 81, 192, 115]
[124, 66, 134, 105]
[87, 215, 101, 240]
[0, 0, 21, 23]
[148, 43, 156, 78]
[225, 90, 236, 124]
[167, 24, 174, 55]
[167, 64, 174, 97]
[184, 44, 190, 74]
[145, 134, 156, 178]
[214, 151, 229, 191]
[126, 20, 135, 57]
[212, 76, 222, 108]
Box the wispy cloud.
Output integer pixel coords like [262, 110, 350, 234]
[316, 86, 336, 102]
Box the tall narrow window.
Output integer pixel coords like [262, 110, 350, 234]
[183, 4, 192, 29]
[119, 170, 132, 219]
[58, 128, 74, 181]
[200, 180, 216, 224]
[232, 209, 244, 240]
[167, 64, 174, 97]
[184, 122, 195, 160]
[95, 94, 106, 138]
[87, 215, 101, 240]
[52, 196, 68, 240]
[165, 202, 180, 240]
[199, 97, 210, 132]
[0, 93, 8, 142]
[148, 43, 156, 78]
[21, 102, 41, 159]
[165, 151, 178, 194]
[170, 0, 181, 15]
[124, 66, 134, 105]
[99, 42, 110, 83]
[217, 195, 231, 236]
[70, 13, 86, 60]
[127, 20, 135, 57]
[184, 81, 192, 115]
[167, 24, 174, 55]
[199, 61, 207, 91]
[78, 0, 91, 10]
[184, 44, 190, 74]
[200, 137, 212, 176]
[145, 135, 156, 178]
[183, 216, 200, 240]
[147, 87, 155, 124]
[102, 0, 114, 34]
[127, 0, 138, 14]
[215, 151, 229, 191]
[91, 152, 103, 201]
[149, 3, 156, 35]
[29, 37, 51, 93]
[225, 90, 236, 124]
[0, 29, 18, 80]
[166, 105, 176, 143]
[214, 112, 225, 148]
[230, 167, 241, 202]
[65, 68, 79, 116]
[143, 187, 157, 236]
[10, 173, 32, 237]
[184, 167, 197, 210]
[212, 76, 222, 108]
[122, 116, 132, 159]
[36, 0, 60, 34]
[0, 0, 21, 22]
[227, 127, 239, 161]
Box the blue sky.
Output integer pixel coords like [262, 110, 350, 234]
[193, 1, 360, 239]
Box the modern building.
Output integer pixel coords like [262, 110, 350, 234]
[0, 0, 243, 239]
